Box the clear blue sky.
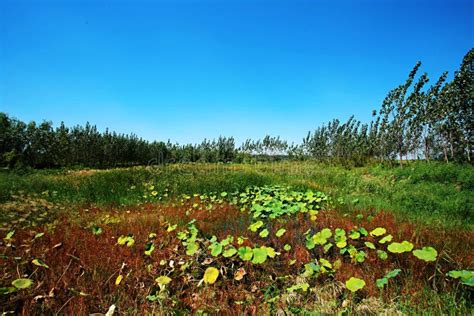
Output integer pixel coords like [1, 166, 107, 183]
[0, 0, 472, 145]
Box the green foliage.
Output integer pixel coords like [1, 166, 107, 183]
[222, 247, 237, 258]
[275, 228, 286, 237]
[376, 269, 401, 289]
[345, 277, 366, 292]
[117, 235, 135, 247]
[412, 247, 438, 262]
[251, 247, 268, 264]
[259, 229, 269, 238]
[447, 270, 474, 287]
[209, 242, 223, 257]
[387, 241, 414, 253]
[312, 228, 332, 245]
[238, 246, 253, 261]
[370, 227, 386, 237]
[12, 278, 33, 289]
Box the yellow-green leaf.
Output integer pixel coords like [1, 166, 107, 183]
[203, 267, 219, 284]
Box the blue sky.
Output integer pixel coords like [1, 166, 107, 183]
[0, 0, 472, 145]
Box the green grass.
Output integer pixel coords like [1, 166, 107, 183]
[1, 161, 472, 229]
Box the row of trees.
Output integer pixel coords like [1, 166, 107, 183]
[1, 49, 472, 168]
[302, 48, 473, 165]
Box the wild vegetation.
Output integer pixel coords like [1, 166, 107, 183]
[0, 162, 473, 314]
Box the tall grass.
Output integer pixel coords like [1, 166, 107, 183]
[1, 161, 472, 228]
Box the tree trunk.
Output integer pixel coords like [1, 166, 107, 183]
[424, 138, 430, 162]
[467, 143, 471, 162]
[449, 131, 454, 159]
[443, 145, 449, 163]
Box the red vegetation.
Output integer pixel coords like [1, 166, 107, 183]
[1, 201, 473, 314]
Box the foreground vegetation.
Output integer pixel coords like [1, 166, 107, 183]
[1, 162, 472, 314]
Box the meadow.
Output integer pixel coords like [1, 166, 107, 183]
[0, 161, 473, 314]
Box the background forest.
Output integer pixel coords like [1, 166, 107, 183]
[1, 49, 472, 168]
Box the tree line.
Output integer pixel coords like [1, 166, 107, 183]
[1, 48, 472, 168]
[303, 48, 473, 165]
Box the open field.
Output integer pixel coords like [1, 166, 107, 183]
[1, 162, 473, 314]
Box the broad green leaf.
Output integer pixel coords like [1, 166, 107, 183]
[264, 246, 277, 258]
[223, 247, 237, 258]
[377, 250, 388, 260]
[335, 228, 346, 237]
[345, 277, 366, 292]
[252, 247, 268, 264]
[376, 277, 388, 288]
[220, 235, 233, 246]
[319, 258, 332, 269]
[12, 278, 33, 289]
[303, 262, 320, 277]
[283, 244, 292, 251]
[379, 234, 393, 244]
[447, 270, 473, 287]
[275, 228, 286, 237]
[203, 267, 219, 284]
[387, 241, 413, 253]
[259, 229, 269, 238]
[313, 228, 332, 245]
[355, 251, 366, 263]
[359, 227, 368, 236]
[0, 287, 16, 295]
[155, 275, 172, 286]
[209, 243, 223, 257]
[370, 227, 386, 237]
[249, 221, 264, 232]
[412, 247, 437, 262]
[238, 246, 253, 261]
[349, 231, 360, 240]
[186, 242, 199, 256]
[364, 241, 376, 249]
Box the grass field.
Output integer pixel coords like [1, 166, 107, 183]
[1, 162, 473, 314]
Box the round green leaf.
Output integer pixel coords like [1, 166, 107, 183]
[370, 227, 386, 237]
[238, 246, 253, 261]
[12, 278, 33, 289]
[345, 277, 366, 292]
[251, 247, 268, 264]
[412, 247, 438, 262]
